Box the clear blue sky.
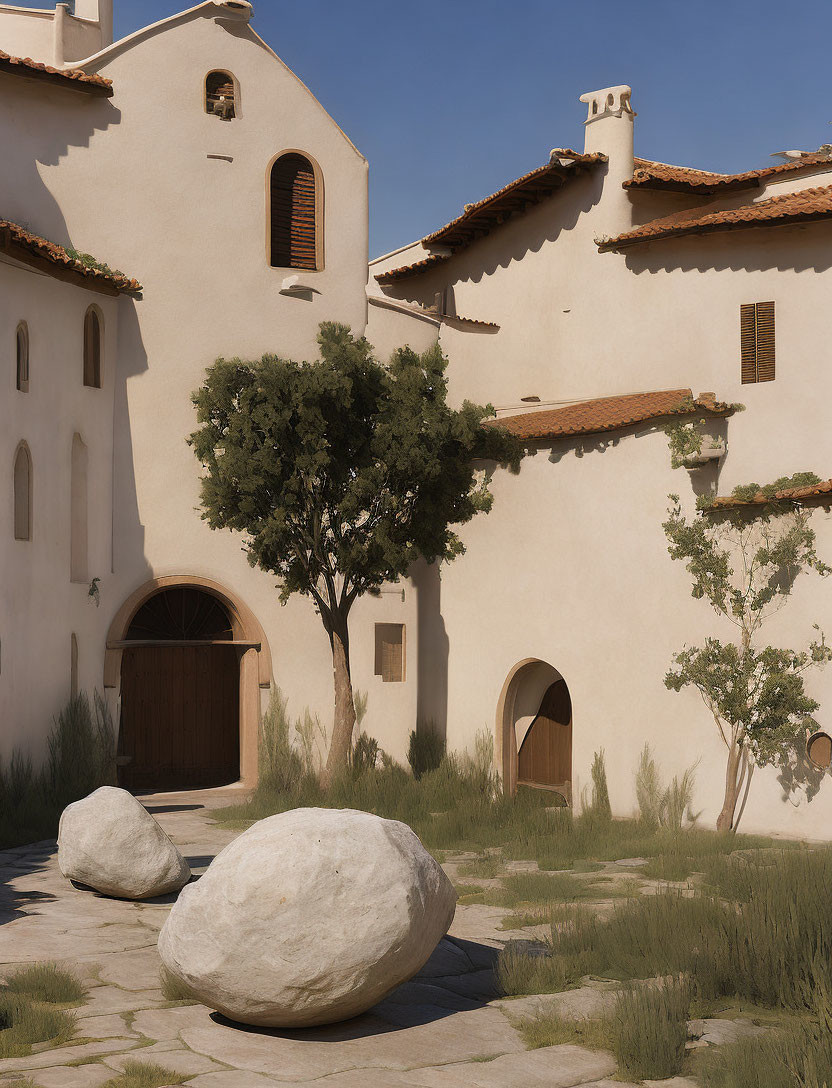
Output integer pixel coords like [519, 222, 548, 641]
[21, 0, 832, 256]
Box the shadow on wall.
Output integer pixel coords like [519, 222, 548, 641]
[413, 559, 449, 743]
[622, 221, 832, 277]
[5, 87, 121, 246]
[382, 169, 605, 309]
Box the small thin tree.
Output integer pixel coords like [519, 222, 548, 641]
[663, 493, 831, 831]
[190, 323, 522, 785]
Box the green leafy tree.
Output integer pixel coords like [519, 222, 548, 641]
[663, 494, 832, 830]
[190, 323, 522, 785]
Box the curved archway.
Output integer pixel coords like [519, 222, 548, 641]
[105, 576, 273, 789]
[496, 658, 572, 802]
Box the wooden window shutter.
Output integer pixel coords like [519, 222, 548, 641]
[755, 301, 775, 382]
[740, 303, 757, 384]
[374, 624, 404, 683]
[740, 302, 775, 384]
[270, 154, 318, 270]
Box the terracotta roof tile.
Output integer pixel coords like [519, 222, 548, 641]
[626, 153, 832, 193]
[375, 253, 451, 284]
[0, 50, 113, 96]
[709, 478, 832, 510]
[1, 219, 140, 294]
[420, 150, 607, 249]
[486, 389, 734, 442]
[600, 185, 832, 251]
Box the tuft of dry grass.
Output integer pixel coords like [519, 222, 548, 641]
[4, 963, 86, 1005]
[101, 1060, 189, 1088]
[159, 967, 198, 1006]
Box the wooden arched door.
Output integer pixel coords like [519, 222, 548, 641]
[118, 588, 240, 791]
[517, 679, 572, 801]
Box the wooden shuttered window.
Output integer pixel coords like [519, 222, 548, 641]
[374, 623, 405, 683]
[740, 301, 775, 384]
[270, 154, 318, 270]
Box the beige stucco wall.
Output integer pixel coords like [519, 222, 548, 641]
[2, 4, 420, 774]
[0, 4, 55, 62]
[0, 256, 118, 758]
[433, 426, 832, 838]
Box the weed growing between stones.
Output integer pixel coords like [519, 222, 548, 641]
[610, 977, 690, 1081]
[513, 1005, 612, 1051]
[159, 966, 199, 1005]
[495, 848, 830, 1018]
[699, 1010, 832, 1088]
[101, 1061, 189, 1088]
[0, 993, 76, 1059]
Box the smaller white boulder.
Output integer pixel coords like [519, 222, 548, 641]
[58, 786, 191, 899]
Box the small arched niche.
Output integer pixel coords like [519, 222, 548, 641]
[13, 442, 32, 542]
[16, 322, 29, 392]
[83, 306, 102, 388]
[205, 70, 237, 119]
[496, 658, 573, 803]
[70, 433, 89, 583]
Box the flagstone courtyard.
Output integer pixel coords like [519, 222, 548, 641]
[0, 790, 772, 1088]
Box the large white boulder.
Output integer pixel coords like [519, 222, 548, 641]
[157, 807, 457, 1027]
[58, 786, 191, 899]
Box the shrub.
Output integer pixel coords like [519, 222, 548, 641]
[0, 691, 116, 849]
[408, 727, 445, 779]
[609, 976, 690, 1081]
[4, 963, 85, 1005]
[350, 733, 380, 776]
[44, 691, 116, 811]
[635, 743, 698, 830]
[585, 750, 611, 819]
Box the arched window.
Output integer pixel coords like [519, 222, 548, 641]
[269, 153, 320, 270]
[83, 307, 102, 388]
[70, 433, 88, 583]
[13, 443, 32, 541]
[16, 322, 29, 392]
[205, 70, 236, 119]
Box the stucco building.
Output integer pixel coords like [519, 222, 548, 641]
[3, 3, 832, 835]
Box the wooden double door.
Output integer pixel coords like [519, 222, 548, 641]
[118, 644, 240, 792]
[517, 679, 572, 800]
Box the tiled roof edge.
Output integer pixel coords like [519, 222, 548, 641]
[1, 220, 141, 294]
[485, 389, 735, 443]
[0, 51, 113, 95]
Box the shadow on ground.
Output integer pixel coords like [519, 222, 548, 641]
[210, 935, 501, 1040]
[0, 842, 58, 925]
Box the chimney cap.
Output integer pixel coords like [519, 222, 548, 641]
[579, 85, 635, 124]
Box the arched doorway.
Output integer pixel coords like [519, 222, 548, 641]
[106, 577, 273, 792]
[118, 588, 240, 791]
[496, 659, 573, 802]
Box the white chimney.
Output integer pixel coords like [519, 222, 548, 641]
[579, 84, 636, 238]
[72, 0, 114, 49]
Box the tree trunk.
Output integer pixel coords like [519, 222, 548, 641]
[717, 739, 744, 832]
[321, 610, 356, 788]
